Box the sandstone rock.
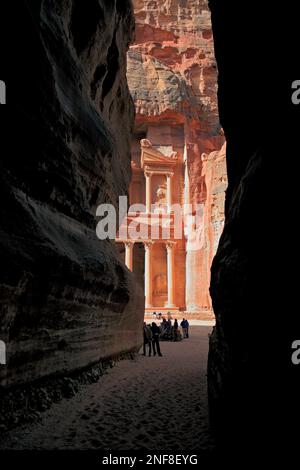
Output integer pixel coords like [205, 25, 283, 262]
[127, 0, 226, 312]
[128, 50, 191, 120]
[0, 0, 144, 388]
[131, 0, 221, 140]
[186, 144, 227, 311]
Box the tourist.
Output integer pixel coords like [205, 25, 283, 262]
[173, 318, 179, 341]
[160, 318, 171, 340]
[181, 318, 187, 338]
[151, 322, 162, 356]
[160, 318, 168, 334]
[143, 322, 152, 356]
[185, 319, 190, 338]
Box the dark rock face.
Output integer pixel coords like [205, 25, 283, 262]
[207, 0, 299, 453]
[0, 0, 144, 388]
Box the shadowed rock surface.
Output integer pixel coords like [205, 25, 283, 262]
[207, 0, 300, 455]
[0, 0, 144, 388]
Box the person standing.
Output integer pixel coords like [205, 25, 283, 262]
[173, 318, 179, 341]
[151, 322, 162, 356]
[180, 318, 187, 338]
[143, 322, 152, 356]
[185, 319, 190, 338]
[160, 318, 168, 339]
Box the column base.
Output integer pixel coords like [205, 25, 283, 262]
[164, 300, 177, 309]
[145, 306, 179, 313]
[186, 304, 207, 312]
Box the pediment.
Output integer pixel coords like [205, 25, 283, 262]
[140, 139, 177, 169]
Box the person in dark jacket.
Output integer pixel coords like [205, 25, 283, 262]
[143, 322, 152, 356]
[185, 319, 190, 338]
[151, 322, 162, 356]
[180, 318, 187, 338]
[173, 318, 179, 341]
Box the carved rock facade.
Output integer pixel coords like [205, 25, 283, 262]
[123, 0, 227, 314]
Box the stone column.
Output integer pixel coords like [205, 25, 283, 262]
[145, 172, 152, 213]
[144, 242, 153, 308]
[125, 241, 134, 271]
[166, 242, 175, 308]
[166, 173, 173, 213]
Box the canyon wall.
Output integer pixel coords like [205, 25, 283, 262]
[128, 0, 226, 312]
[207, 0, 299, 453]
[0, 0, 144, 388]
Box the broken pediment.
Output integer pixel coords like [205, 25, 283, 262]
[141, 139, 178, 171]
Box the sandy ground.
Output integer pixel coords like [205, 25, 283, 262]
[0, 326, 215, 452]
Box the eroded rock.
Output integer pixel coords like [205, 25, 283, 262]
[0, 0, 144, 388]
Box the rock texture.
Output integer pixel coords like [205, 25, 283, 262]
[131, 0, 222, 148]
[207, 0, 300, 454]
[0, 0, 144, 388]
[128, 0, 226, 312]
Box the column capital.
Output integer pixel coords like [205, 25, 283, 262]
[124, 240, 134, 248]
[166, 171, 174, 178]
[165, 241, 176, 251]
[144, 170, 154, 178]
[144, 241, 154, 250]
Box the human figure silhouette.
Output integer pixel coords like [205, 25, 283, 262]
[151, 322, 162, 356]
[143, 322, 152, 356]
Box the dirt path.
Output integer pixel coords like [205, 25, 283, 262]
[0, 326, 215, 452]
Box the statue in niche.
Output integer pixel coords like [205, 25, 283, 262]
[155, 184, 167, 208]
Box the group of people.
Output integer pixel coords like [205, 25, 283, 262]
[143, 315, 190, 357]
[143, 322, 162, 357]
